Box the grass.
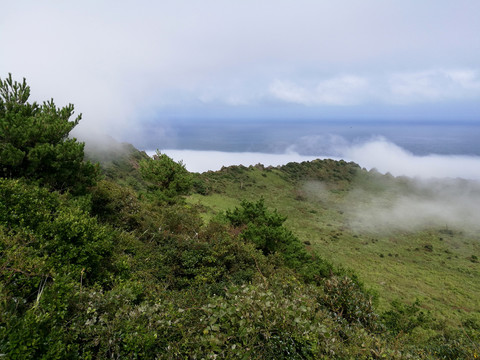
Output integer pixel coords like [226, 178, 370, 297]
[188, 162, 480, 328]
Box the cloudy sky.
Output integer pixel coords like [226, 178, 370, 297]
[1, 0, 480, 143]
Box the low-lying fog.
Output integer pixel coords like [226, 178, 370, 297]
[343, 177, 480, 233]
[147, 137, 480, 234]
[151, 137, 480, 181]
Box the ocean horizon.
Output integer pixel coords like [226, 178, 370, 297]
[144, 119, 480, 178]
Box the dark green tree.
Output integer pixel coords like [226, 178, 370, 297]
[139, 150, 192, 203]
[226, 198, 295, 255]
[0, 73, 98, 193]
[225, 198, 335, 281]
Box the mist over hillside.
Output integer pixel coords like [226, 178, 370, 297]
[84, 134, 480, 237]
[3, 0, 480, 353]
[343, 176, 480, 234]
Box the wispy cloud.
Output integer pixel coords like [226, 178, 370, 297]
[266, 69, 480, 107]
[388, 69, 480, 104]
[269, 76, 369, 106]
[345, 177, 480, 233]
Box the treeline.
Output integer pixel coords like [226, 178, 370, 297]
[1, 75, 478, 359]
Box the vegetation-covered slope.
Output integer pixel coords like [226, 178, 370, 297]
[1, 75, 479, 359]
[191, 161, 480, 328]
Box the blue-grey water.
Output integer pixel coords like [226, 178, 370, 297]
[142, 119, 480, 156]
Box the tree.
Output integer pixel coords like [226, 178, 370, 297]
[139, 150, 192, 203]
[226, 198, 300, 255]
[0, 73, 98, 193]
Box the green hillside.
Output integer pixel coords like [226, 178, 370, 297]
[189, 161, 480, 329]
[1, 75, 479, 359]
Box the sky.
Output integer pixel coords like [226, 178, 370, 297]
[1, 0, 480, 146]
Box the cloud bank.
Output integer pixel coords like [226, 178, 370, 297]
[342, 137, 480, 180]
[152, 139, 480, 235]
[267, 69, 480, 107]
[146, 150, 323, 173]
[151, 136, 480, 181]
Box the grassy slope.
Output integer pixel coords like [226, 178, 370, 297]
[188, 161, 480, 328]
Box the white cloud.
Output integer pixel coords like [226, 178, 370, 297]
[445, 69, 480, 90]
[342, 137, 480, 180]
[269, 81, 311, 105]
[147, 135, 480, 181]
[388, 69, 480, 104]
[268, 69, 480, 107]
[269, 76, 369, 106]
[146, 150, 322, 173]
[151, 137, 480, 181]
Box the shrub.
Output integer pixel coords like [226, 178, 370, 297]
[139, 150, 192, 203]
[225, 199, 333, 281]
[0, 178, 113, 283]
[226, 198, 300, 255]
[319, 276, 380, 332]
[382, 299, 430, 336]
[90, 179, 143, 231]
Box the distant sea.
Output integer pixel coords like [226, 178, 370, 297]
[150, 119, 480, 156]
[142, 119, 480, 176]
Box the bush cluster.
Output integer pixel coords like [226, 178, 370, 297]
[1, 75, 478, 359]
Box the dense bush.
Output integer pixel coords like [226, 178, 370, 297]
[140, 150, 192, 203]
[1, 77, 476, 357]
[382, 299, 431, 336]
[0, 178, 116, 358]
[280, 159, 360, 184]
[0, 179, 114, 289]
[225, 198, 316, 264]
[90, 179, 143, 231]
[319, 275, 380, 332]
[225, 198, 334, 280]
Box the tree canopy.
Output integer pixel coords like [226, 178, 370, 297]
[139, 150, 192, 202]
[0, 73, 97, 193]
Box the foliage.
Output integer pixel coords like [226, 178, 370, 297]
[280, 159, 360, 184]
[0, 74, 98, 194]
[225, 198, 314, 266]
[0, 179, 114, 290]
[159, 221, 261, 292]
[0, 78, 477, 357]
[319, 275, 380, 332]
[90, 179, 143, 231]
[140, 150, 193, 203]
[225, 198, 334, 281]
[382, 299, 431, 336]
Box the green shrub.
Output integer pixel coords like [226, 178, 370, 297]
[382, 299, 431, 336]
[0, 274, 81, 359]
[225, 199, 334, 281]
[139, 150, 192, 203]
[0, 178, 113, 282]
[159, 221, 260, 292]
[226, 198, 302, 256]
[424, 331, 478, 359]
[90, 179, 143, 231]
[319, 276, 380, 332]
